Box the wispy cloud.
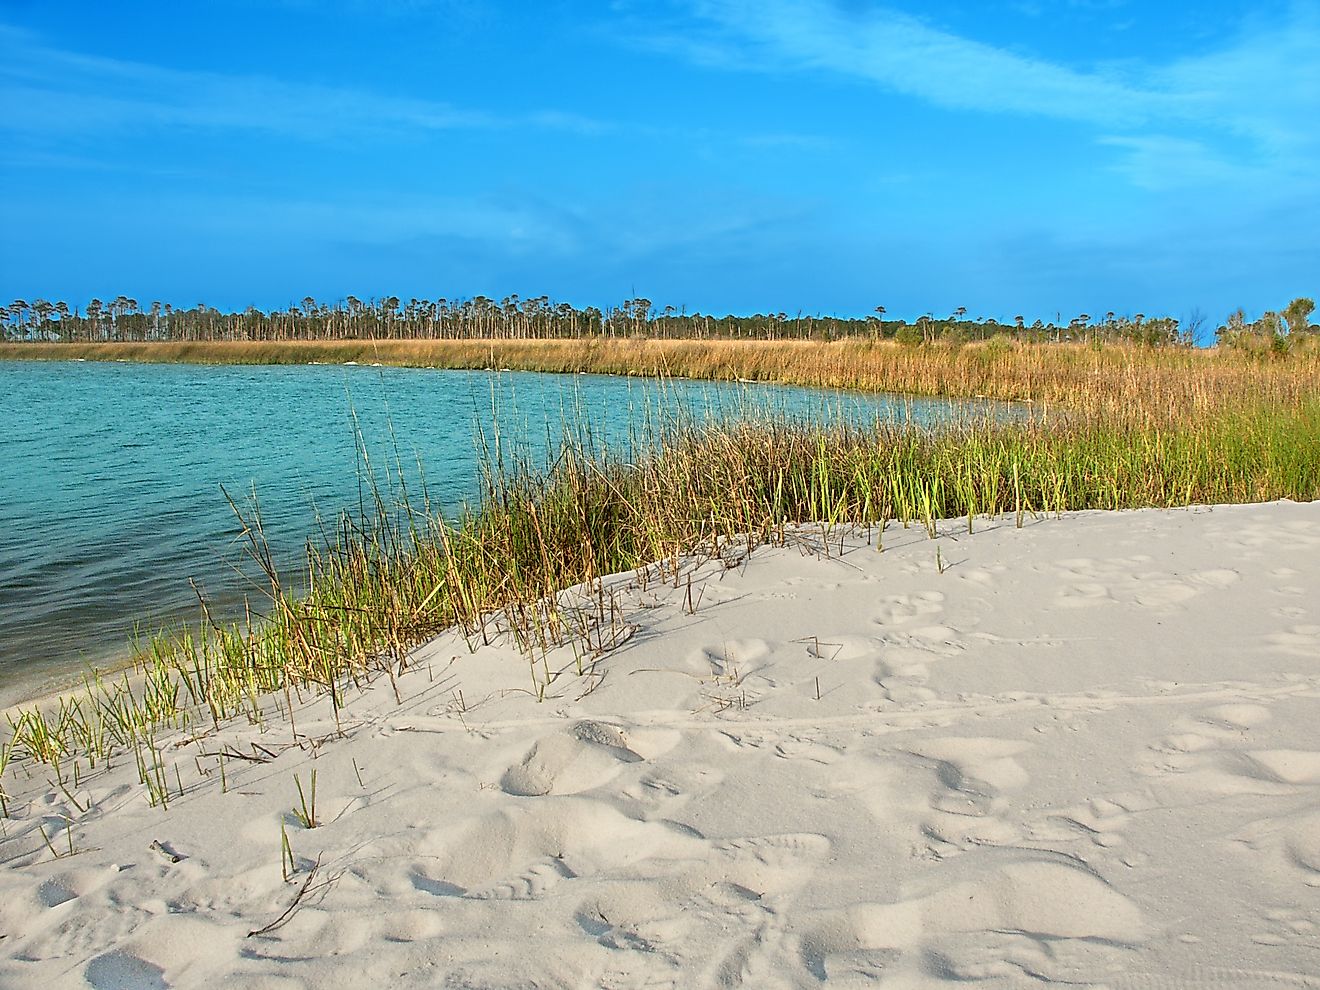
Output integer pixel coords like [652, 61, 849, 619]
[637, 0, 1163, 125]
[634, 0, 1320, 187]
[0, 23, 602, 143]
[1096, 136, 1250, 190]
[0, 21, 832, 159]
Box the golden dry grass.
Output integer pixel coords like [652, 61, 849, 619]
[4, 337, 1318, 421]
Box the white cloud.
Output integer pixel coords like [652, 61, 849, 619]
[643, 0, 1320, 186]
[1097, 135, 1255, 190]
[0, 23, 595, 142]
[660, 0, 1164, 124]
[0, 22, 827, 156]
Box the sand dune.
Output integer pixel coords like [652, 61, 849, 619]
[2, 501, 1319, 988]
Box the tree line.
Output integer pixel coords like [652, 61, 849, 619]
[2, 293, 1315, 347]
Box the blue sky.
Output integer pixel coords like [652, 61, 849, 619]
[2, 1, 1317, 330]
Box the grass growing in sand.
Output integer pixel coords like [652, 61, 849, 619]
[2, 342, 1318, 808]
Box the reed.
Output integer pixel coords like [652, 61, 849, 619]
[2, 340, 1318, 801]
[291, 771, 318, 830]
[3, 337, 1317, 421]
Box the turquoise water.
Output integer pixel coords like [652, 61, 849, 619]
[0, 360, 998, 703]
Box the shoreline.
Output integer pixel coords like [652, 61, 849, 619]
[2, 501, 1318, 985]
[5, 338, 1318, 415]
[5, 391, 1317, 786]
[0, 359, 1028, 717]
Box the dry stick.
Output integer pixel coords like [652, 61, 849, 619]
[196, 746, 265, 765]
[248, 855, 326, 937]
[150, 839, 183, 864]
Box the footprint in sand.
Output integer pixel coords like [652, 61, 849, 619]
[1056, 580, 1117, 608]
[905, 738, 1031, 849]
[1198, 703, 1274, 733]
[1212, 520, 1320, 553]
[1282, 812, 1320, 883]
[1251, 906, 1320, 947]
[1146, 701, 1320, 816]
[1267, 625, 1320, 657]
[414, 798, 708, 903]
[1235, 806, 1320, 889]
[468, 857, 579, 901]
[1148, 703, 1266, 763]
[872, 645, 939, 704]
[713, 832, 832, 888]
[573, 883, 694, 956]
[873, 591, 946, 627]
[686, 638, 772, 678]
[1272, 605, 1310, 619]
[871, 596, 966, 660]
[773, 736, 845, 765]
[580, 832, 831, 974]
[795, 634, 875, 663]
[798, 849, 1142, 983]
[1052, 556, 1143, 596]
[1191, 568, 1242, 589]
[1051, 557, 1237, 612]
[363, 794, 832, 979]
[500, 720, 644, 797]
[1030, 794, 1138, 849]
[956, 564, 1006, 588]
[1246, 750, 1320, 786]
[14, 890, 150, 965]
[1124, 575, 1199, 609]
[409, 870, 466, 898]
[372, 907, 448, 943]
[870, 621, 964, 703]
[617, 758, 721, 819]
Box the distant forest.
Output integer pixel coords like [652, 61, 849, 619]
[2, 294, 1315, 348]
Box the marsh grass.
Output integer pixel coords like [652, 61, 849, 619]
[4, 337, 1318, 421]
[2, 342, 1318, 805]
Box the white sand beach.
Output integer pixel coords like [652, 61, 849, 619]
[2, 500, 1319, 989]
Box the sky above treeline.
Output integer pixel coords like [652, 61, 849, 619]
[2, 0, 1317, 328]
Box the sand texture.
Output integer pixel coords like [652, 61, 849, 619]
[2, 501, 1319, 988]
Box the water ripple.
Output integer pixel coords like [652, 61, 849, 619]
[0, 360, 998, 703]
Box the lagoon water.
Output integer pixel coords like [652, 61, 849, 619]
[0, 360, 993, 704]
